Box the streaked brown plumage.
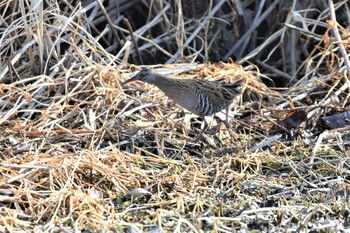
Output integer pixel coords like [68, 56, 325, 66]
[121, 69, 242, 142]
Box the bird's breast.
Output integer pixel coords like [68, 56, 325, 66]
[155, 82, 198, 114]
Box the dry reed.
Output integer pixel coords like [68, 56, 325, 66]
[0, 0, 349, 232]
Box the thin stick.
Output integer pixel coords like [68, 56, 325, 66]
[224, 0, 280, 60]
[166, 0, 226, 64]
[256, 60, 294, 83]
[123, 18, 144, 64]
[327, 0, 350, 72]
[95, 0, 122, 46]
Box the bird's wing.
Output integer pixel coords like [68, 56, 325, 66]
[195, 79, 242, 106]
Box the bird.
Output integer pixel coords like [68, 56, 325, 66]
[121, 69, 243, 142]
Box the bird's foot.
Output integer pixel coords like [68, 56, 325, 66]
[206, 125, 221, 135]
[224, 121, 239, 140]
[187, 128, 206, 143]
[227, 128, 239, 140]
[188, 137, 200, 143]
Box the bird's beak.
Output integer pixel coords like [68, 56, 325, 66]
[121, 73, 141, 85]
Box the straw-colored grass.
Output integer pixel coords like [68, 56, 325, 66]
[0, 0, 350, 232]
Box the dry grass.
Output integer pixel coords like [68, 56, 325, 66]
[0, 0, 350, 232]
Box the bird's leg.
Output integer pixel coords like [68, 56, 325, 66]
[191, 117, 208, 142]
[224, 108, 238, 140]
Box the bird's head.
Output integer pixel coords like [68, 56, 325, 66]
[121, 69, 158, 85]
